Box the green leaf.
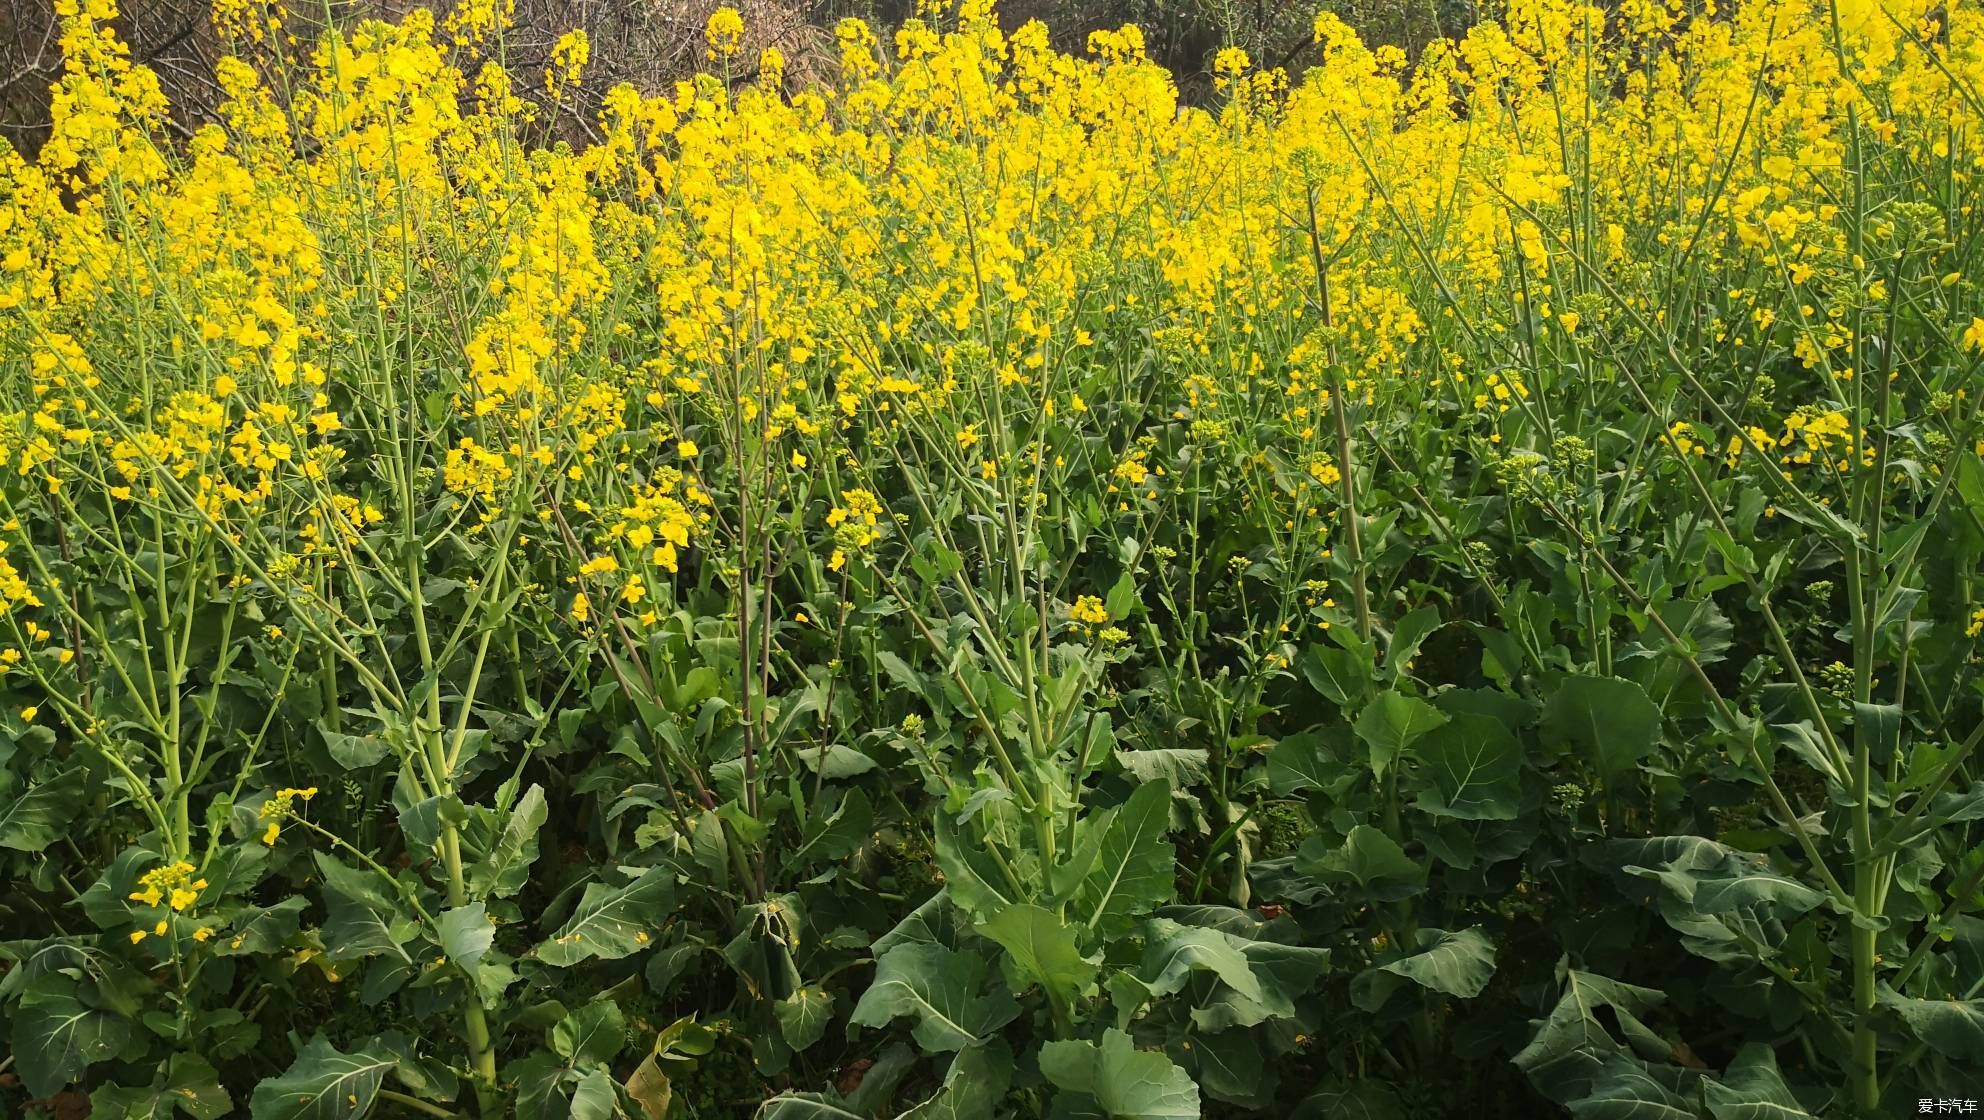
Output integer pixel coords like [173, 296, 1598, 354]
[248, 1037, 396, 1120]
[1566, 1057, 1699, 1120]
[0, 768, 83, 852]
[1353, 927, 1496, 1012]
[1180, 1029, 1269, 1108]
[1311, 825, 1425, 901]
[1302, 646, 1370, 706]
[1038, 1029, 1199, 1119]
[1702, 1044, 1814, 1119]
[795, 744, 878, 779]
[1073, 780, 1177, 941]
[1294, 1081, 1409, 1119]
[1114, 748, 1209, 789]
[213, 897, 307, 956]
[319, 892, 411, 964]
[553, 1001, 626, 1065]
[1415, 713, 1523, 821]
[774, 986, 836, 1051]
[568, 1069, 620, 1120]
[1513, 970, 1670, 1104]
[1878, 984, 1984, 1061]
[978, 903, 1097, 1009]
[1542, 675, 1663, 784]
[320, 727, 391, 769]
[165, 1054, 235, 1119]
[1354, 692, 1447, 781]
[757, 1096, 866, 1119]
[1688, 864, 1823, 916]
[934, 812, 1018, 922]
[13, 984, 131, 1097]
[1105, 570, 1139, 619]
[896, 1043, 1014, 1120]
[848, 942, 1019, 1053]
[438, 903, 494, 971]
[397, 795, 467, 853]
[1383, 607, 1442, 680]
[1266, 731, 1345, 797]
[1137, 919, 1264, 1004]
[534, 865, 676, 966]
[469, 784, 546, 900]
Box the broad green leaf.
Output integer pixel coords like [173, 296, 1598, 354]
[534, 864, 676, 966]
[1378, 926, 1496, 997]
[1114, 748, 1210, 788]
[849, 942, 1018, 1052]
[1073, 780, 1177, 941]
[1266, 731, 1346, 797]
[321, 727, 391, 769]
[1415, 714, 1523, 821]
[397, 795, 467, 853]
[320, 892, 411, 963]
[895, 1042, 1014, 1120]
[0, 768, 83, 852]
[248, 1037, 396, 1120]
[14, 984, 131, 1097]
[934, 812, 1018, 922]
[438, 903, 494, 971]
[978, 903, 1097, 1009]
[1294, 1082, 1409, 1119]
[874, 893, 963, 956]
[1302, 646, 1370, 706]
[1138, 918, 1263, 1004]
[1310, 825, 1425, 901]
[569, 1069, 621, 1120]
[1181, 1028, 1269, 1107]
[790, 788, 873, 866]
[1105, 570, 1139, 619]
[1353, 927, 1496, 1011]
[795, 744, 878, 779]
[1702, 1044, 1814, 1119]
[213, 897, 307, 956]
[166, 1054, 235, 1119]
[774, 986, 836, 1051]
[553, 1001, 626, 1065]
[757, 1096, 866, 1119]
[1038, 1029, 1199, 1119]
[469, 784, 547, 900]
[1383, 606, 1442, 680]
[1513, 970, 1671, 1104]
[1566, 1057, 1699, 1120]
[1354, 692, 1448, 781]
[1542, 675, 1663, 784]
[1688, 864, 1823, 916]
[1878, 984, 1984, 1061]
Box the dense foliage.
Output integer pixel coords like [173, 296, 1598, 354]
[2, 0, 1983, 1115]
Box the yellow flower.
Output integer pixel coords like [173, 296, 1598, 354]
[1964, 317, 1984, 355]
[19, 706, 36, 721]
[677, 440, 700, 459]
[262, 821, 280, 846]
[1070, 595, 1110, 626]
[705, 7, 744, 57]
[214, 375, 237, 398]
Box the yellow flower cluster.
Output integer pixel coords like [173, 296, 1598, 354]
[258, 786, 318, 845]
[129, 860, 208, 911]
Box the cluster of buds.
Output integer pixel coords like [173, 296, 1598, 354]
[258, 785, 319, 845]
